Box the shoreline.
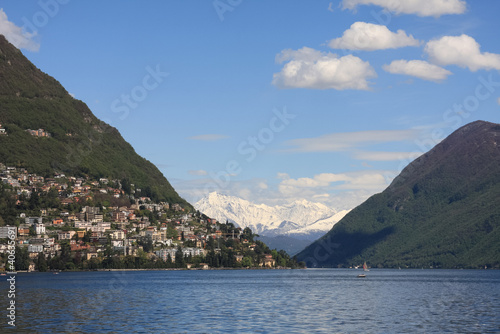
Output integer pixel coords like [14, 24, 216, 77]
[10, 266, 299, 273]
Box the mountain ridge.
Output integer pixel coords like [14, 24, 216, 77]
[297, 120, 500, 269]
[0, 34, 190, 207]
[195, 192, 350, 240]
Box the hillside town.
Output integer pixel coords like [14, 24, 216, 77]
[0, 163, 302, 271]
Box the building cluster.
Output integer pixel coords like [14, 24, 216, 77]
[0, 163, 274, 271]
[25, 128, 51, 137]
[0, 163, 218, 269]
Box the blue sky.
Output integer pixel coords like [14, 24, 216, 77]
[1, 0, 499, 210]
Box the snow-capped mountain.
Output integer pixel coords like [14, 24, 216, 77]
[195, 192, 350, 241]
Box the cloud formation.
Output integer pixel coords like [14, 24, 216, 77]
[353, 150, 422, 161]
[285, 129, 418, 152]
[278, 171, 389, 199]
[341, 0, 467, 17]
[383, 59, 452, 82]
[272, 47, 376, 90]
[187, 134, 229, 141]
[425, 34, 500, 71]
[188, 170, 208, 176]
[0, 9, 39, 51]
[329, 22, 421, 51]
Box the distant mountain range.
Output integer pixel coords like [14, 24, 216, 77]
[297, 120, 500, 269]
[195, 192, 349, 254]
[0, 34, 190, 207]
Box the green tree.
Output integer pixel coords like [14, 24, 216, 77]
[36, 252, 48, 272]
[241, 256, 253, 267]
[14, 246, 30, 271]
[175, 246, 185, 268]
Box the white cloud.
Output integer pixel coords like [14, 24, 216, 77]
[285, 129, 418, 152]
[329, 22, 421, 51]
[353, 151, 423, 161]
[257, 182, 268, 190]
[341, 0, 467, 17]
[0, 9, 39, 51]
[187, 134, 229, 141]
[383, 59, 452, 82]
[277, 172, 290, 180]
[278, 171, 390, 199]
[188, 170, 208, 176]
[272, 47, 376, 90]
[425, 34, 500, 71]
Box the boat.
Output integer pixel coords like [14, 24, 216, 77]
[357, 262, 369, 277]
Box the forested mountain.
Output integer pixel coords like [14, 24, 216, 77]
[297, 121, 500, 269]
[0, 34, 189, 207]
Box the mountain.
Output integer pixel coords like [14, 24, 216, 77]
[0, 35, 189, 207]
[297, 120, 500, 269]
[195, 192, 350, 251]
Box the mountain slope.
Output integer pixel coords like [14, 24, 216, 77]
[0, 34, 189, 206]
[297, 120, 500, 269]
[195, 192, 349, 240]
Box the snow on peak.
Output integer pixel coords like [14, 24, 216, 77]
[195, 192, 350, 239]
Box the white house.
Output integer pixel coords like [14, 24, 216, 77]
[34, 223, 45, 235]
[28, 244, 44, 253]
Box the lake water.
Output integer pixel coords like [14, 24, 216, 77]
[1, 269, 499, 333]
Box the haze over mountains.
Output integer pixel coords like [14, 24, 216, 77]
[297, 120, 500, 269]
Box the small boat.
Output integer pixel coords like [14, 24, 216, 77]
[357, 262, 369, 277]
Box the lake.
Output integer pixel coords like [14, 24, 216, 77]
[1, 269, 499, 333]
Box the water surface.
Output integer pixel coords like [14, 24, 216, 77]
[1, 269, 499, 333]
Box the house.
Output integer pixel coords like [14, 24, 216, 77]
[52, 219, 64, 225]
[199, 263, 209, 270]
[261, 254, 275, 268]
[58, 231, 76, 240]
[111, 230, 125, 240]
[17, 227, 30, 236]
[235, 255, 244, 263]
[61, 198, 74, 206]
[28, 243, 44, 253]
[26, 217, 43, 225]
[74, 221, 92, 230]
[112, 211, 127, 222]
[34, 223, 45, 235]
[44, 238, 55, 247]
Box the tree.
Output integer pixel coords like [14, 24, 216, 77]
[175, 246, 185, 268]
[36, 252, 48, 272]
[14, 246, 30, 271]
[241, 256, 253, 267]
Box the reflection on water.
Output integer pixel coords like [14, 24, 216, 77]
[1, 269, 499, 333]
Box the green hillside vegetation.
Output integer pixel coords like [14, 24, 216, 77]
[0, 35, 189, 207]
[297, 121, 500, 269]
